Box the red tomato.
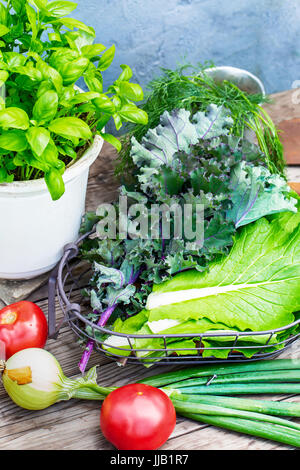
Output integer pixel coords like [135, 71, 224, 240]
[0, 301, 48, 359]
[100, 383, 176, 450]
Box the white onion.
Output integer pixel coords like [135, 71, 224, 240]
[2, 348, 109, 410]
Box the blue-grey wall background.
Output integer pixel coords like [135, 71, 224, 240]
[75, 0, 300, 97]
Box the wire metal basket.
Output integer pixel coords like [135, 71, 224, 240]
[48, 233, 300, 367]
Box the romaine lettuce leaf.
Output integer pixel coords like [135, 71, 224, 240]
[146, 212, 300, 332]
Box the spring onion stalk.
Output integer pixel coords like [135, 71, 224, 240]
[173, 394, 300, 417]
[71, 386, 114, 401]
[172, 383, 300, 396]
[169, 370, 300, 389]
[1, 348, 111, 410]
[138, 359, 300, 387]
[171, 399, 300, 432]
[179, 412, 300, 448]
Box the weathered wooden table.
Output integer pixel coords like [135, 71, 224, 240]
[0, 89, 300, 450]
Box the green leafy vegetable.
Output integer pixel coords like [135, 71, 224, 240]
[80, 105, 297, 365]
[99, 210, 300, 360]
[0, 0, 148, 199]
[226, 162, 297, 227]
[117, 64, 285, 178]
[146, 212, 300, 331]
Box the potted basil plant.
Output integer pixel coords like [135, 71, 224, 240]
[0, 0, 147, 279]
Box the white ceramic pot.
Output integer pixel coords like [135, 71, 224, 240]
[0, 134, 103, 280]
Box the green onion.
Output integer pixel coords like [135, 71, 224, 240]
[139, 359, 300, 387]
[173, 394, 300, 417]
[179, 412, 300, 448]
[169, 370, 300, 389]
[171, 399, 300, 432]
[172, 383, 300, 396]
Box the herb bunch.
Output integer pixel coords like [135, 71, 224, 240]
[117, 64, 285, 178]
[0, 0, 147, 200]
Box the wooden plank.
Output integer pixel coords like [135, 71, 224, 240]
[263, 89, 300, 165]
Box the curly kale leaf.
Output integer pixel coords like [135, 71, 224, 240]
[131, 105, 233, 193]
[227, 162, 297, 227]
[131, 105, 232, 168]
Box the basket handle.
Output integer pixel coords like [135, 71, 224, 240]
[47, 242, 82, 340]
[48, 263, 60, 339]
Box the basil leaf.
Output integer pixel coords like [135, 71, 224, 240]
[0, 167, 14, 183]
[96, 114, 111, 131]
[118, 64, 133, 82]
[46, 1, 77, 17]
[12, 0, 27, 13]
[62, 144, 77, 159]
[93, 95, 115, 113]
[0, 24, 9, 37]
[26, 126, 51, 157]
[81, 43, 106, 59]
[45, 167, 65, 201]
[3, 52, 27, 69]
[0, 70, 8, 88]
[28, 0, 48, 11]
[84, 73, 103, 93]
[113, 113, 122, 131]
[0, 3, 7, 25]
[70, 91, 100, 105]
[25, 4, 37, 40]
[37, 80, 54, 99]
[53, 17, 95, 36]
[118, 104, 148, 125]
[13, 64, 42, 82]
[100, 132, 122, 152]
[36, 60, 63, 93]
[27, 155, 50, 173]
[58, 56, 89, 85]
[59, 86, 77, 107]
[48, 32, 62, 42]
[33, 90, 59, 124]
[41, 139, 59, 165]
[49, 117, 92, 140]
[97, 44, 115, 71]
[0, 129, 28, 151]
[118, 82, 144, 101]
[0, 107, 30, 130]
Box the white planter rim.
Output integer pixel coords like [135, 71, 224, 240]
[0, 133, 103, 195]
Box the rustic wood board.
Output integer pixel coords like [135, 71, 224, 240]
[0, 90, 300, 451]
[264, 89, 300, 165]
